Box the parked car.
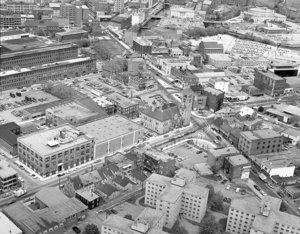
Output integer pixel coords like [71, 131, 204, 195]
[221, 179, 228, 184]
[31, 174, 37, 179]
[226, 185, 231, 190]
[110, 209, 118, 214]
[261, 190, 267, 196]
[223, 197, 232, 203]
[72, 226, 81, 233]
[254, 185, 261, 191]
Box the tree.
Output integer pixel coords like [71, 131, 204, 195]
[205, 184, 215, 202]
[258, 106, 264, 112]
[63, 180, 75, 198]
[83, 224, 100, 234]
[170, 220, 189, 234]
[200, 213, 220, 234]
[280, 202, 287, 212]
[210, 191, 224, 212]
[124, 214, 133, 220]
[94, 43, 112, 60]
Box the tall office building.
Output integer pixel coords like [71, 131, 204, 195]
[145, 173, 208, 229]
[226, 196, 300, 234]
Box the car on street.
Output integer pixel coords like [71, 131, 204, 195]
[31, 174, 37, 179]
[254, 185, 261, 191]
[226, 185, 231, 190]
[110, 209, 118, 214]
[18, 177, 24, 182]
[268, 183, 275, 189]
[6, 199, 17, 205]
[72, 226, 81, 233]
[261, 190, 267, 196]
[221, 179, 227, 184]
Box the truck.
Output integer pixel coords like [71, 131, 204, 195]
[13, 188, 26, 197]
[259, 173, 267, 183]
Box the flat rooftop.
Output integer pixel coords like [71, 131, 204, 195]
[56, 30, 87, 36]
[227, 154, 249, 166]
[257, 70, 284, 81]
[241, 129, 281, 140]
[102, 215, 133, 233]
[209, 147, 240, 158]
[0, 29, 27, 37]
[208, 53, 231, 61]
[105, 92, 138, 109]
[0, 212, 22, 234]
[144, 150, 174, 162]
[0, 160, 17, 179]
[47, 102, 98, 120]
[18, 124, 93, 156]
[77, 115, 143, 144]
[0, 57, 92, 77]
[134, 37, 152, 46]
[0, 43, 77, 59]
[76, 190, 99, 202]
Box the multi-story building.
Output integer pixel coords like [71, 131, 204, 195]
[170, 6, 195, 18]
[223, 155, 251, 180]
[140, 103, 182, 134]
[238, 129, 283, 156]
[0, 57, 96, 91]
[143, 150, 176, 176]
[0, 43, 78, 71]
[105, 92, 139, 119]
[60, 3, 89, 27]
[226, 196, 300, 234]
[55, 30, 88, 42]
[208, 54, 231, 68]
[254, 70, 287, 97]
[77, 115, 144, 159]
[145, 173, 208, 229]
[161, 58, 192, 75]
[199, 41, 224, 56]
[45, 101, 106, 127]
[182, 85, 207, 111]
[113, 0, 124, 13]
[0, 160, 18, 191]
[133, 37, 152, 56]
[17, 124, 95, 177]
[0, 14, 21, 28]
[5, 1, 36, 13]
[102, 207, 168, 234]
[203, 87, 225, 112]
[0, 122, 21, 156]
[171, 67, 199, 87]
[128, 71, 154, 90]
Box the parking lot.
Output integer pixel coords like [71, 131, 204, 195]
[0, 90, 59, 124]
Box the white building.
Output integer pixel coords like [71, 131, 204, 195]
[243, 7, 287, 23]
[113, 0, 124, 13]
[209, 77, 230, 93]
[226, 196, 300, 234]
[208, 54, 231, 68]
[161, 58, 191, 75]
[261, 158, 295, 178]
[145, 173, 208, 229]
[170, 6, 195, 19]
[0, 212, 22, 234]
[170, 47, 183, 57]
[131, 11, 145, 25]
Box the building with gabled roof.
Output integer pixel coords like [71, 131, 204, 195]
[95, 183, 120, 199]
[113, 175, 135, 191]
[140, 103, 184, 134]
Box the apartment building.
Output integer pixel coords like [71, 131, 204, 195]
[238, 129, 283, 156]
[60, 3, 89, 27]
[5, 1, 36, 13]
[17, 125, 95, 177]
[0, 43, 78, 71]
[0, 14, 21, 28]
[145, 173, 208, 229]
[113, 0, 124, 13]
[0, 160, 18, 191]
[226, 196, 300, 234]
[254, 70, 288, 97]
[105, 92, 139, 119]
[203, 87, 225, 112]
[0, 57, 96, 91]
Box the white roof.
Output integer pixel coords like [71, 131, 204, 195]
[0, 212, 22, 234]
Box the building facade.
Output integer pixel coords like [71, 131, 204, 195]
[203, 87, 225, 112]
[0, 160, 18, 191]
[0, 43, 78, 71]
[223, 155, 251, 180]
[254, 70, 287, 97]
[133, 37, 152, 56]
[0, 57, 96, 91]
[238, 129, 283, 156]
[145, 173, 208, 229]
[17, 125, 95, 177]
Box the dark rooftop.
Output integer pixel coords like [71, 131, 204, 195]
[0, 122, 20, 146]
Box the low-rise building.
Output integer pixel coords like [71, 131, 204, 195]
[95, 183, 120, 199]
[238, 129, 283, 156]
[77, 115, 144, 159]
[208, 54, 231, 68]
[133, 37, 152, 56]
[161, 58, 191, 75]
[261, 157, 295, 178]
[145, 173, 208, 228]
[102, 207, 167, 234]
[223, 155, 251, 180]
[3, 187, 87, 234]
[171, 67, 199, 87]
[0, 160, 18, 191]
[55, 30, 88, 42]
[170, 6, 195, 18]
[75, 190, 101, 209]
[18, 124, 95, 177]
[226, 196, 300, 234]
[280, 127, 300, 145]
[110, 14, 131, 29]
[128, 71, 154, 90]
[209, 77, 230, 93]
[105, 93, 139, 119]
[113, 175, 135, 191]
[243, 7, 287, 23]
[199, 41, 224, 56]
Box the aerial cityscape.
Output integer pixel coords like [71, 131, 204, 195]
[0, 0, 300, 233]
